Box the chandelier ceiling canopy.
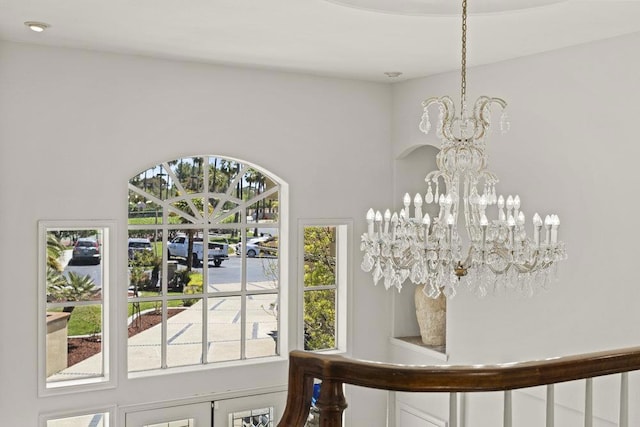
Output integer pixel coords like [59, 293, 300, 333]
[360, 0, 567, 298]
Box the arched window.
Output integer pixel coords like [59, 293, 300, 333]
[127, 156, 286, 374]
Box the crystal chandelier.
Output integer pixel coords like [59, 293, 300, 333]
[360, 0, 567, 298]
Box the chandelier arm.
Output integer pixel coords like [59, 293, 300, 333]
[480, 170, 498, 186]
[482, 250, 511, 275]
[421, 97, 442, 109]
[472, 97, 491, 141]
[477, 151, 490, 180]
[482, 246, 555, 275]
[421, 96, 458, 143]
[441, 174, 453, 200]
[440, 97, 457, 142]
[460, 247, 474, 270]
[516, 245, 538, 272]
[489, 97, 507, 110]
[433, 163, 445, 186]
[512, 250, 556, 274]
[390, 245, 415, 271]
[475, 97, 508, 141]
[425, 170, 441, 184]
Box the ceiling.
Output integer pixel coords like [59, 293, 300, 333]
[1, 0, 640, 82]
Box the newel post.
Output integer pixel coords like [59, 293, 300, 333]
[317, 379, 347, 427]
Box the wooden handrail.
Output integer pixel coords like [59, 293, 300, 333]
[277, 346, 640, 426]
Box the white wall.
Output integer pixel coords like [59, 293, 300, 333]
[391, 144, 440, 339]
[0, 41, 394, 425]
[390, 31, 640, 425]
[4, 28, 639, 426]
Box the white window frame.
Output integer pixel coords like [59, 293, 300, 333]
[127, 156, 288, 376]
[37, 220, 117, 396]
[39, 405, 115, 427]
[297, 219, 352, 354]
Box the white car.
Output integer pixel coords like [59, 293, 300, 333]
[236, 236, 276, 258]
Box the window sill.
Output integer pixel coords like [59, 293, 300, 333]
[128, 355, 288, 380]
[40, 376, 116, 397]
[307, 348, 347, 356]
[389, 336, 448, 361]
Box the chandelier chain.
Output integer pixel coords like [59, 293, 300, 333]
[461, 0, 467, 115]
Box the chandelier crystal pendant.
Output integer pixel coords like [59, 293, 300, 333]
[360, 0, 567, 298]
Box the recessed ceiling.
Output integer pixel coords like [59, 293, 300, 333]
[1, 0, 640, 82]
[323, 0, 568, 15]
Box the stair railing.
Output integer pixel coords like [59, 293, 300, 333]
[277, 346, 640, 427]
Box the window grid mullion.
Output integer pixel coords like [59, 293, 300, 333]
[201, 182, 211, 364]
[161, 296, 168, 369]
[202, 289, 209, 365]
[240, 225, 248, 360]
[46, 299, 104, 309]
[303, 284, 336, 292]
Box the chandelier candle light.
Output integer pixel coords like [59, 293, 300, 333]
[360, 0, 567, 299]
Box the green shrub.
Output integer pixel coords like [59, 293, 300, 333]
[181, 272, 203, 307]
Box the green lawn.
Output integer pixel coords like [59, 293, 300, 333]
[66, 306, 102, 336]
[49, 292, 187, 336]
[128, 297, 185, 316]
[127, 216, 182, 225]
[48, 306, 103, 336]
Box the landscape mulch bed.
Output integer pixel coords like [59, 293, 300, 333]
[67, 308, 184, 367]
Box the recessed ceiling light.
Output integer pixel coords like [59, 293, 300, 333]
[24, 21, 50, 33]
[384, 72, 403, 78]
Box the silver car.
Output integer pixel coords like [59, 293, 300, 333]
[128, 237, 153, 259]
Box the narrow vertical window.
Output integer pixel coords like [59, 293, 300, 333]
[38, 221, 116, 394]
[301, 222, 349, 352]
[44, 411, 110, 427]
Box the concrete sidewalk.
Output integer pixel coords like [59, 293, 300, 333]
[48, 283, 278, 382]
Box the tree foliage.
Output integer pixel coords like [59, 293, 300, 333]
[48, 272, 100, 314]
[304, 289, 336, 350]
[129, 250, 160, 291]
[303, 227, 337, 350]
[47, 233, 65, 272]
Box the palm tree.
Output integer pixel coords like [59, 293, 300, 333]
[47, 233, 65, 272]
[210, 157, 218, 193]
[173, 197, 210, 271]
[46, 266, 67, 299]
[46, 233, 68, 302]
[48, 272, 99, 314]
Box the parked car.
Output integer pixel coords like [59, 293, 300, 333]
[72, 238, 101, 264]
[236, 235, 277, 258]
[128, 237, 153, 259]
